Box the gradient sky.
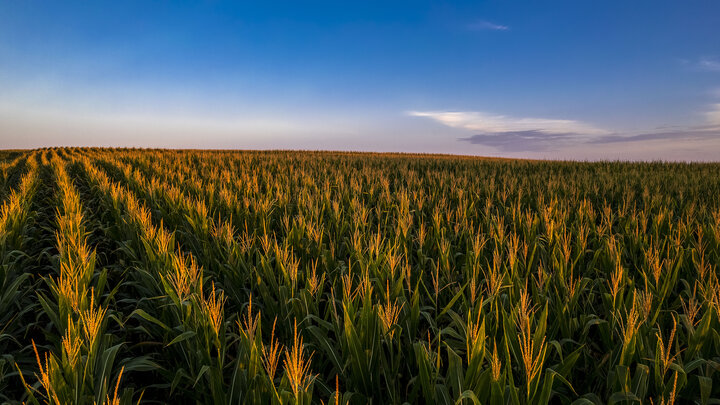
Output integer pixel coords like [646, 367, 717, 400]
[2, 1, 720, 160]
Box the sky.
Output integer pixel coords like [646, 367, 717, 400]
[1, 0, 720, 160]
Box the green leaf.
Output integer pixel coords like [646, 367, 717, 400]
[167, 331, 197, 347]
[455, 390, 480, 405]
[130, 308, 171, 331]
[698, 375, 712, 405]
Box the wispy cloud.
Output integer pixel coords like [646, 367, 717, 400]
[409, 110, 608, 135]
[410, 108, 720, 153]
[459, 126, 720, 152]
[589, 103, 720, 145]
[410, 110, 609, 152]
[698, 57, 720, 72]
[681, 57, 720, 72]
[590, 128, 720, 144]
[466, 20, 509, 31]
[460, 131, 574, 151]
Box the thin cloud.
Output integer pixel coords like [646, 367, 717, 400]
[409, 110, 608, 136]
[698, 57, 720, 72]
[682, 57, 720, 72]
[460, 130, 575, 152]
[459, 126, 720, 152]
[590, 128, 720, 144]
[410, 110, 608, 152]
[411, 108, 720, 153]
[582, 103, 720, 145]
[466, 20, 509, 31]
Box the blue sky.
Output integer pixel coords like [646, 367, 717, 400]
[1, 1, 719, 160]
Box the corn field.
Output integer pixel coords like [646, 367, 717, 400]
[1, 147, 720, 404]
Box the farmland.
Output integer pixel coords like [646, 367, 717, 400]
[1, 148, 720, 404]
